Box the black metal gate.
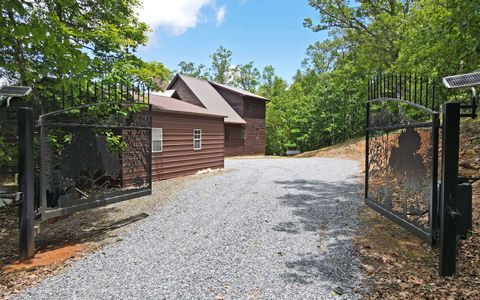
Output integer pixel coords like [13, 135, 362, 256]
[10, 81, 154, 259]
[365, 98, 440, 245]
[37, 101, 153, 220]
[365, 72, 480, 276]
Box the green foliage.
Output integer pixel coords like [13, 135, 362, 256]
[177, 46, 263, 91]
[177, 61, 210, 79]
[0, 0, 172, 165]
[45, 102, 145, 158]
[109, 60, 172, 91]
[104, 131, 128, 156]
[261, 0, 480, 155]
[0, 137, 14, 167]
[231, 62, 260, 92]
[210, 46, 232, 84]
[0, 0, 170, 87]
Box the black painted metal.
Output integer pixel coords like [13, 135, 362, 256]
[31, 81, 150, 115]
[368, 74, 441, 111]
[456, 183, 472, 239]
[18, 107, 35, 260]
[365, 97, 439, 245]
[38, 102, 153, 221]
[431, 113, 440, 246]
[365, 101, 370, 199]
[439, 102, 461, 277]
[367, 73, 479, 277]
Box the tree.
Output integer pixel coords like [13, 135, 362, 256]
[0, 0, 172, 174]
[231, 62, 261, 92]
[0, 0, 160, 87]
[177, 61, 209, 79]
[210, 46, 232, 84]
[110, 61, 171, 91]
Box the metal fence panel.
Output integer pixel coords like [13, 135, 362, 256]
[38, 102, 152, 220]
[365, 98, 440, 244]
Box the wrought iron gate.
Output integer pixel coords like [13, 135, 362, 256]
[365, 72, 480, 276]
[37, 101, 152, 220]
[365, 98, 440, 245]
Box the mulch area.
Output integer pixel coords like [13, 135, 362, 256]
[309, 119, 480, 299]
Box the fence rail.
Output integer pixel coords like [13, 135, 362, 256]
[368, 73, 441, 112]
[32, 80, 151, 114]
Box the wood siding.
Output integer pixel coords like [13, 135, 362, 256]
[222, 97, 267, 157]
[224, 124, 245, 156]
[243, 117, 265, 155]
[151, 111, 224, 180]
[215, 87, 243, 116]
[243, 97, 266, 119]
[170, 78, 205, 108]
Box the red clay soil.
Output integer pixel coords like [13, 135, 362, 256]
[2, 244, 89, 273]
[297, 137, 365, 163]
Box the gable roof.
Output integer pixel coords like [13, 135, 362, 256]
[209, 82, 269, 101]
[149, 94, 225, 118]
[168, 74, 246, 124]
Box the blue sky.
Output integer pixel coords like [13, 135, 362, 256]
[137, 0, 327, 82]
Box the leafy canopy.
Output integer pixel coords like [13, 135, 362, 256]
[0, 0, 170, 88]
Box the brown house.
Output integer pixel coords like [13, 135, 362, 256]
[122, 95, 225, 182]
[167, 74, 268, 156]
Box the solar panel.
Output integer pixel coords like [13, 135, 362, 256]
[0, 86, 32, 97]
[443, 72, 480, 89]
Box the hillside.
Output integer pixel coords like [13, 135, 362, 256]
[303, 119, 479, 298]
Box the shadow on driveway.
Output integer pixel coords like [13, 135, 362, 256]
[273, 178, 363, 292]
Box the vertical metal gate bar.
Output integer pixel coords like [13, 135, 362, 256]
[39, 116, 48, 221]
[365, 102, 370, 199]
[18, 107, 35, 260]
[430, 112, 440, 246]
[439, 102, 461, 276]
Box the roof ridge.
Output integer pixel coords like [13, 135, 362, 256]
[174, 74, 246, 124]
[149, 94, 226, 118]
[208, 81, 268, 100]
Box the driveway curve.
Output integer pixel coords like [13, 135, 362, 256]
[18, 158, 364, 300]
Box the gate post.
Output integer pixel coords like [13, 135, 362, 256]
[439, 102, 460, 276]
[18, 107, 35, 260]
[365, 102, 370, 199]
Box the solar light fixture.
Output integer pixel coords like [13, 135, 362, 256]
[442, 72, 479, 118]
[0, 86, 32, 107]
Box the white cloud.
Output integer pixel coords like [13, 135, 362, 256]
[216, 5, 226, 25]
[138, 0, 226, 36]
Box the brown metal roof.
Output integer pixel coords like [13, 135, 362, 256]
[209, 82, 269, 101]
[168, 74, 247, 125]
[149, 94, 225, 118]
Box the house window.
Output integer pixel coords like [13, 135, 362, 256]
[152, 128, 163, 152]
[193, 129, 202, 150]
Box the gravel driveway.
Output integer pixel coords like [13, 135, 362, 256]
[18, 158, 364, 300]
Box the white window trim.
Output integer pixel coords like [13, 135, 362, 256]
[193, 129, 202, 150]
[152, 128, 163, 153]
